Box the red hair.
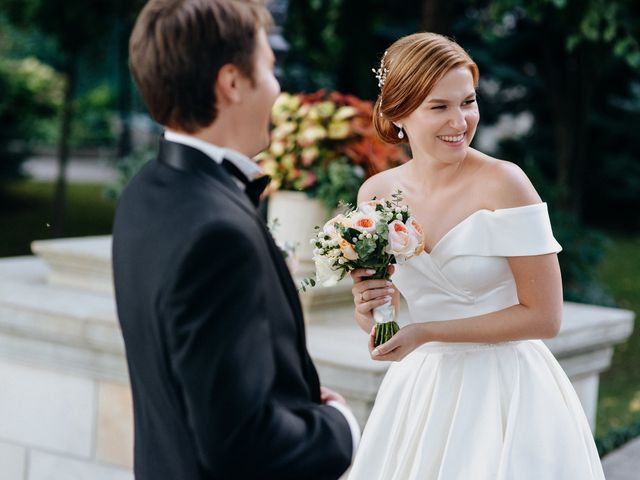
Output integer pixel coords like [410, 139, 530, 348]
[372, 32, 479, 144]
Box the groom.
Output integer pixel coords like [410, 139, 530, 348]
[112, 1, 358, 479]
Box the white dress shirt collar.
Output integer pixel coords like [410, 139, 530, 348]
[163, 130, 263, 182]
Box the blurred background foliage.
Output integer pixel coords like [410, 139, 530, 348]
[0, 56, 62, 181]
[0, 0, 638, 437]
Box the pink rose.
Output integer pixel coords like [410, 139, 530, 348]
[405, 217, 425, 255]
[353, 214, 377, 234]
[385, 220, 418, 258]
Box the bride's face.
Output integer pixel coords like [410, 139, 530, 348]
[400, 67, 479, 165]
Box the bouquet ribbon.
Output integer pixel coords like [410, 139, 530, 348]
[373, 302, 395, 324]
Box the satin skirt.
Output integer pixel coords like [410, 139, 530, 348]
[348, 340, 604, 480]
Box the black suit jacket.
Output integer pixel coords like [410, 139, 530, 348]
[112, 139, 352, 479]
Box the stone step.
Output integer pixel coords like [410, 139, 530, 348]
[31, 236, 114, 295]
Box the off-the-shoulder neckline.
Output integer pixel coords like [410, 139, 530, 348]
[423, 202, 547, 255]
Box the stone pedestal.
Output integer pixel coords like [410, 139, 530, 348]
[0, 235, 634, 479]
[267, 190, 329, 278]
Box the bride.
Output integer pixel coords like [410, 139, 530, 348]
[347, 32, 604, 479]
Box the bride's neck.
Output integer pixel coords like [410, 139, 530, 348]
[408, 152, 467, 194]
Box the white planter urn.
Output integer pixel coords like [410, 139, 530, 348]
[267, 190, 330, 278]
[267, 190, 354, 319]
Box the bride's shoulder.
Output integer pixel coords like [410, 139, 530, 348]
[357, 164, 406, 204]
[472, 152, 541, 209]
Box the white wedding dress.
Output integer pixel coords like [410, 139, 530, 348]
[348, 203, 605, 480]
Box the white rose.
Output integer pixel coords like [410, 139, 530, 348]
[323, 214, 347, 236]
[358, 200, 384, 215]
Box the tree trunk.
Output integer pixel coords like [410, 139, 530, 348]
[541, 33, 599, 219]
[52, 57, 76, 237]
[335, 0, 375, 96]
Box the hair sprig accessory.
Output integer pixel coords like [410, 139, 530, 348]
[372, 50, 389, 89]
[372, 51, 389, 117]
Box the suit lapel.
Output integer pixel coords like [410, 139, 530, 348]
[157, 138, 258, 218]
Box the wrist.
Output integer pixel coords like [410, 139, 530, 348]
[418, 321, 434, 344]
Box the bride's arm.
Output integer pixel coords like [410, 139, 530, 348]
[370, 252, 563, 361]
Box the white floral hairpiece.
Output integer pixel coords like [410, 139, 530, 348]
[372, 51, 389, 117]
[371, 50, 389, 89]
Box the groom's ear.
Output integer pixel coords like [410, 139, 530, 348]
[215, 64, 244, 106]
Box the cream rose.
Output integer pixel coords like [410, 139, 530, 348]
[339, 238, 359, 261]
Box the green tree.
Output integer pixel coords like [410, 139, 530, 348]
[284, 0, 423, 97]
[0, 57, 63, 181]
[473, 0, 640, 218]
[0, 0, 117, 235]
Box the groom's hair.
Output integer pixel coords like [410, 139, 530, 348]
[129, 0, 271, 133]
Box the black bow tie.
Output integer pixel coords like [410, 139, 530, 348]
[221, 159, 270, 207]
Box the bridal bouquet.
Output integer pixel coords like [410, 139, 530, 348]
[310, 192, 425, 346]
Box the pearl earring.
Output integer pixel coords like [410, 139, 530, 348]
[397, 127, 404, 139]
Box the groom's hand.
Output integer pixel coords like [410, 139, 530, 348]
[320, 386, 347, 406]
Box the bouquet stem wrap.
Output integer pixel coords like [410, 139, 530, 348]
[371, 268, 399, 347]
[373, 303, 399, 347]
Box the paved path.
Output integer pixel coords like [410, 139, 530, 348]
[22, 155, 118, 183]
[602, 436, 640, 479]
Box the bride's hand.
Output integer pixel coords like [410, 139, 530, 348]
[369, 323, 426, 362]
[350, 266, 396, 333]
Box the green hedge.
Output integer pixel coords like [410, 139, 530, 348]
[596, 416, 640, 458]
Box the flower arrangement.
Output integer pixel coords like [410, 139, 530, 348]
[256, 90, 408, 211]
[307, 191, 425, 346]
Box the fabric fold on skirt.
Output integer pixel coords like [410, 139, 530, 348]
[348, 340, 605, 480]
